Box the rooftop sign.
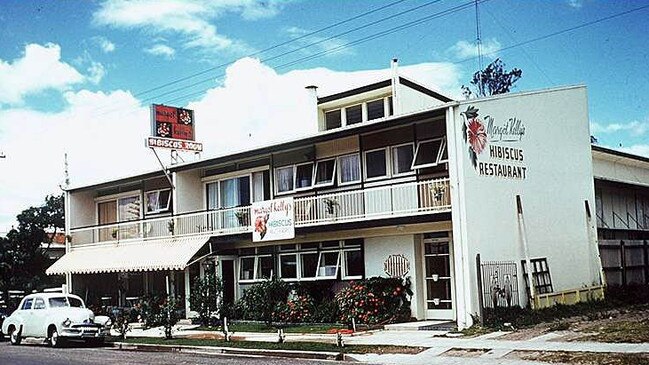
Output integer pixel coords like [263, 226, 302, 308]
[148, 104, 202, 152]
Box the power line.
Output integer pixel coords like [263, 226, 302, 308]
[132, 0, 411, 99]
[160, 0, 481, 106]
[93, 0, 450, 117]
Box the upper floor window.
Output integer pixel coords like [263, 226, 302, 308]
[314, 159, 336, 186]
[323, 96, 392, 131]
[325, 110, 342, 130]
[206, 174, 261, 210]
[337, 154, 361, 185]
[145, 189, 171, 214]
[364, 143, 415, 180]
[411, 138, 447, 169]
[295, 163, 314, 190]
[345, 104, 362, 125]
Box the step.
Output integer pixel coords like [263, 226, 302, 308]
[384, 320, 456, 331]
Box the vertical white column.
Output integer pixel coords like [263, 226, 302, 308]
[184, 267, 191, 319]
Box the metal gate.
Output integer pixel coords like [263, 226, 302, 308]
[480, 260, 519, 308]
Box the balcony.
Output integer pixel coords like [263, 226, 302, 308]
[69, 178, 450, 247]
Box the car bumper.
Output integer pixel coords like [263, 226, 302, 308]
[61, 325, 109, 338]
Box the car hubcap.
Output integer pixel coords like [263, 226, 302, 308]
[11, 331, 18, 343]
[51, 331, 58, 346]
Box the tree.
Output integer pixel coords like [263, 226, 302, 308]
[462, 58, 522, 98]
[0, 194, 65, 300]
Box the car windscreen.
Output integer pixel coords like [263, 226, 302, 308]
[68, 297, 83, 307]
[48, 296, 85, 308]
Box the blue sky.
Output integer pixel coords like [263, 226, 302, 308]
[0, 0, 648, 230]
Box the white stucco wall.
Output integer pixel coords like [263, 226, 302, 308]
[449, 86, 600, 326]
[364, 234, 424, 320]
[175, 169, 204, 213]
[397, 82, 445, 115]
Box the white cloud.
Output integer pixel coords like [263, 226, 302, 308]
[0, 57, 462, 231]
[591, 119, 649, 137]
[87, 62, 106, 84]
[145, 44, 176, 59]
[449, 38, 502, 60]
[93, 0, 285, 54]
[0, 43, 85, 105]
[93, 36, 116, 53]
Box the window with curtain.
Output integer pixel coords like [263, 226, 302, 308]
[275, 166, 294, 193]
[314, 159, 335, 186]
[295, 163, 314, 189]
[337, 154, 360, 184]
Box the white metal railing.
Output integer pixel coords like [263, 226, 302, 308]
[69, 178, 450, 247]
[293, 178, 450, 226]
[69, 205, 252, 247]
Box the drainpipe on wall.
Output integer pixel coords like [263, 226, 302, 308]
[390, 58, 400, 115]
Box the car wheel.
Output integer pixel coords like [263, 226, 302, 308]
[49, 327, 63, 348]
[9, 327, 21, 346]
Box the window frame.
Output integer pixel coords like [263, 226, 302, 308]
[344, 103, 363, 125]
[411, 138, 447, 170]
[274, 165, 296, 195]
[316, 251, 341, 279]
[366, 98, 386, 121]
[95, 190, 142, 225]
[278, 253, 299, 281]
[363, 147, 389, 181]
[145, 188, 172, 214]
[341, 248, 363, 280]
[238, 256, 257, 283]
[337, 153, 361, 186]
[294, 162, 315, 192]
[313, 158, 337, 187]
[390, 142, 415, 177]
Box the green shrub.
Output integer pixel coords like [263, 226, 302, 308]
[335, 277, 412, 325]
[313, 299, 339, 323]
[189, 271, 223, 326]
[236, 279, 290, 325]
[274, 293, 316, 323]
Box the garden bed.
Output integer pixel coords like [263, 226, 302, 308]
[115, 337, 426, 354]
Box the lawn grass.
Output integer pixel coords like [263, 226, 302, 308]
[116, 337, 425, 354]
[512, 350, 649, 365]
[578, 320, 649, 343]
[196, 322, 346, 334]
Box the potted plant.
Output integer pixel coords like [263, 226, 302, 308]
[235, 210, 249, 226]
[323, 197, 339, 216]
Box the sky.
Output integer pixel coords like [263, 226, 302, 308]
[0, 0, 648, 232]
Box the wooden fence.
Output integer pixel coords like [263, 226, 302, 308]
[598, 239, 649, 286]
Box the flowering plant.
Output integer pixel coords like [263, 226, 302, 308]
[335, 277, 412, 325]
[273, 294, 315, 323]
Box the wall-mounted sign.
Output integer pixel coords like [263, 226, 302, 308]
[384, 254, 410, 278]
[461, 105, 527, 180]
[146, 137, 203, 152]
[252, 197, 295, 242]
[151, 104, 195, 141]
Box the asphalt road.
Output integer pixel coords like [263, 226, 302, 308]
[0, 341, 339, 365]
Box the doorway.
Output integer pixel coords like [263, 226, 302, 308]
[220, 259, 235, 306]
[423, 239, 455, 320]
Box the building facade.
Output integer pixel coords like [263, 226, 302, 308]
[47, 68, 603, 329]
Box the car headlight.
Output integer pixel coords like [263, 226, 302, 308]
[63, 318, 71, 327]
[104, 319, 112, 327]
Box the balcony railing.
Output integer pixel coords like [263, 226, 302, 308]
[69, 178, 450, 247]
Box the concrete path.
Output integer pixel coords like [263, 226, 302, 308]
[123, 326, 649, 365]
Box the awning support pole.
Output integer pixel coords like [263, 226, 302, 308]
[516, 195, 536, 308]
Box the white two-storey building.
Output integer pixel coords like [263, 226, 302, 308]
[47, 64, 602, 328]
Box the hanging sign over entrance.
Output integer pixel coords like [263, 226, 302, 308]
[251, 197, 295, 242]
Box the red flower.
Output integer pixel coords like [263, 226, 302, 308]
[467, 118, 487, 155]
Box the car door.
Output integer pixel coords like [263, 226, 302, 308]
[31, 297, 48, 337]
[18, 298, 34, 336]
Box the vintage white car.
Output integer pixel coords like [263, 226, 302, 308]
[1, 293, 111, 347]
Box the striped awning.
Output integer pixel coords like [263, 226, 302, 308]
[46, 235, 211, 275]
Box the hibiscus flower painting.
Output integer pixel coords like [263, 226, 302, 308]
[255, 213, 270, 240]
[461, 106, 488, 168]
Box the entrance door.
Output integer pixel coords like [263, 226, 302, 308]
[423, 239, 454, 320]
[220, 259, 235, 307]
